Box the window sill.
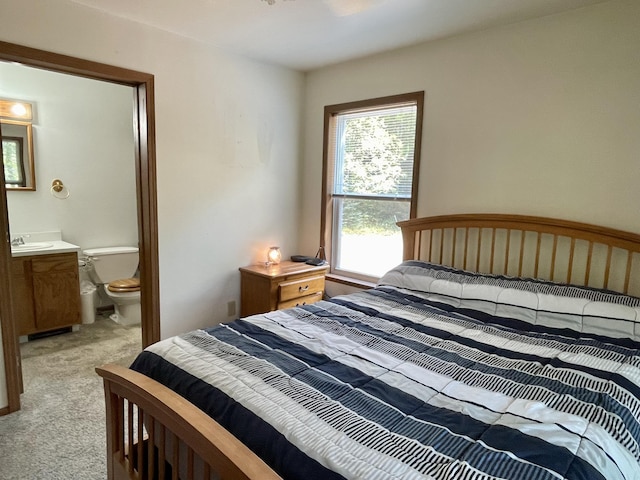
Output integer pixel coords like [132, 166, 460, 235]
[326, 273, 376, 290]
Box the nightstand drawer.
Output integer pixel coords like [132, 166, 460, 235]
[279, 275, 325, 302]
[278, 292, 323, 309]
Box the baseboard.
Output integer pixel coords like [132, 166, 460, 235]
[28, 327, 72, 341]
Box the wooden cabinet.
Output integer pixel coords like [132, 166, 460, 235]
[239, 261, 329, 317]
[11, 257, 36, 335]
[11, 252, 81, 336]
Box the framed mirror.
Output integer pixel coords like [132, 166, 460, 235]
[0, 99, 35, 191]
[2, 120, 35, 190]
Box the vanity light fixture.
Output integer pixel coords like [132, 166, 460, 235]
[267, 246, 282, 265]
[10, 103, 27, 117]
[0, 99, 32, 121]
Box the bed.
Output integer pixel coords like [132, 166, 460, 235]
[97, 213, 640, 480]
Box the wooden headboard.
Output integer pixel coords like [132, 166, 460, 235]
[398, 214, 640, 297]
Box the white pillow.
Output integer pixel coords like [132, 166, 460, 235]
[379, 261, 640, 341]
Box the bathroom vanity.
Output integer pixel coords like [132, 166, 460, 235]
[10, 236, 81, 337]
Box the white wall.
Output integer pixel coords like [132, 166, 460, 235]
[300, 0, 640, 262]
[0, 0, 304, 408]
[1, 63, 138, 250]
[0, 0, 304, 335]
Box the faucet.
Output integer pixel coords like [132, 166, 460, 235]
[11, 236, 25, 246]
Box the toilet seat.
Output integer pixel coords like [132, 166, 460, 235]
[107, 277, 140, 293]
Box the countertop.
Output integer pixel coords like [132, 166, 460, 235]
[11, 240, 81, 258]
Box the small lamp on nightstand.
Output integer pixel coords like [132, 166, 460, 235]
[267, 246, 282, 265]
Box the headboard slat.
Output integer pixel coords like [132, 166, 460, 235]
[475, 229, 481, 272]
[518, 232, 526, 277]
[504, 230, 511, 275]
[624, 253, 633, 293]
[584, 241, 594, 286]
[604, 246, 613, 290]
[463, 228, 470, 270]
[490, 228, 497, 274]
[424, 230, 429, 261]
[534, 232, 542, 279]
[567, 238, 576, 285]
[452, 228, 458, 266]
[550, 235, 559, 282]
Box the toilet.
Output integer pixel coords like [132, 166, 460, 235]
[83, 246, 141, 326]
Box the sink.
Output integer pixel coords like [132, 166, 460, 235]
[11, 242, 54, 252]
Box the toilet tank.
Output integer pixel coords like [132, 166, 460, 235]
[83, 246, 139, 283]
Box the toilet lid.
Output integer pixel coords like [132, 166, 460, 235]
[108, 277, 140, 293]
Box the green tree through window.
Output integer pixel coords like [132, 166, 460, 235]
[2, 137, 25, 186]
[323, 92, 424, 282]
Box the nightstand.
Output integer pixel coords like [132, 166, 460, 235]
[239, 261, 330, 317]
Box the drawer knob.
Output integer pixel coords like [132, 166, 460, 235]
[299, 285, 309, 292]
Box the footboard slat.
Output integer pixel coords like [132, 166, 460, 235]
[147, 417, 155, 480]
[187, 446, 194, 479]
[158, 424, 166, 480]
[137, 406, 145, 478]
[127, 401, 134, 476]
[171, 432, 179, 480]
[97, 364, 281, 480]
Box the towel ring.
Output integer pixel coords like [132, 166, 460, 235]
[51, 179, 70, 199]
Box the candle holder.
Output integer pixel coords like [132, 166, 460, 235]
[267, 246, 282, 265]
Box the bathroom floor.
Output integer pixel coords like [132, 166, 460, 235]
[20, 308, 127, 358]
[0, 315, 142, 479]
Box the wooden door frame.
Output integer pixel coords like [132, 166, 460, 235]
[0, 41, 160, 413]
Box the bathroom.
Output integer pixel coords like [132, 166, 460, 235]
[1, 60, 139, 336]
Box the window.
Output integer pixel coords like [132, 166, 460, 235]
[2, 137, 26, 187]
[321, 92, 424, 283]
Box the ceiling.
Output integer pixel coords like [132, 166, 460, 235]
[67, 0, 609, 71]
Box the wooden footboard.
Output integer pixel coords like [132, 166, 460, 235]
[96, 364, 281, 480]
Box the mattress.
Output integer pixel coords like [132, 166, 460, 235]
[131, 261, 640, 480]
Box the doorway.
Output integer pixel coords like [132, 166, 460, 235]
[0, 41, 160, 413]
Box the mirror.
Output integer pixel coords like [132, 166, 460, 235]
[0, 99, 35, 191]
[2, 120, 35, 190]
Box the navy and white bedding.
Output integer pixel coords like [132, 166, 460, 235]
[131, 261, 640, 480]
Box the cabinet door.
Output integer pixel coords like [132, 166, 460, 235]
[240, 273, 275, 317]
[32, 254, 81, 330]
[11, 258, 37, 336]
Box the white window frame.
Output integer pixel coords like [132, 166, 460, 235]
[321, 92, 424, 286]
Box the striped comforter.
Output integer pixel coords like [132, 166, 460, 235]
[131, 262, 640, 480]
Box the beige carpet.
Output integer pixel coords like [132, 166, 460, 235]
[0, 317, 142, 479]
